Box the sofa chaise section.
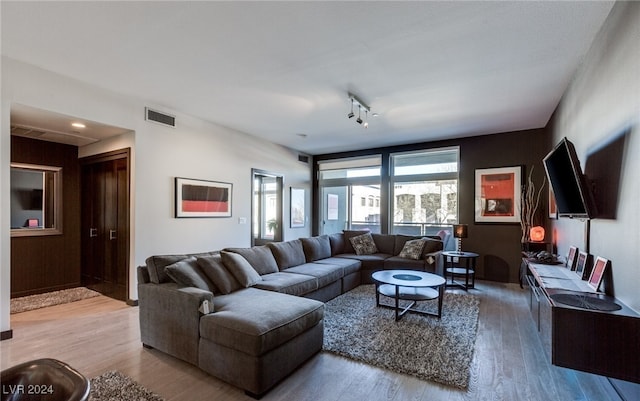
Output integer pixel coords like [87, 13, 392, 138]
[198, 288, 323, 397]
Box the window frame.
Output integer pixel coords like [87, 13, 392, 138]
[389, 147, 460, 235]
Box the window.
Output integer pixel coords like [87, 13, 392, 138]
[390, 148, 459, 236]
[252, 169, 283, 245]
[317, 148, 458, 236]
[318, 156, 381, 234]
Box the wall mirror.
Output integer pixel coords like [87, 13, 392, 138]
[10, 162, 63, 237]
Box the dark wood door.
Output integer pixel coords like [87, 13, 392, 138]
[81, 150, 130, 301]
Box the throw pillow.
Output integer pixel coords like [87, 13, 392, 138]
[342, 230, 370, 253]
[349, 233, 379, 255]
[421, 238, 444, 256]
[220, 251, 262, 287]
[268, 240, 306, 270]
[223, 246, 279, 275]
[399, 239, 426, 260]
[164, 257, 216, 292]
[196, 254, 241, 294]
[301, 235, 331, 262]
[146, 254, 189, 284]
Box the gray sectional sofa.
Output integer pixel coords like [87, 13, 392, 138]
[138, 231, 445, 397]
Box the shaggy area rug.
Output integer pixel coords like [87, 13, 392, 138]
[10, 287, 101, 314]
[323, 285, 479, 389]
[90, 371, 165, 401]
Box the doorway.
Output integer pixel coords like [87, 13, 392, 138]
[80, 149, 130, 301]
[252, 169, 283, 246]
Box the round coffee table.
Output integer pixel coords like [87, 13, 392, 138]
[372, 270, 446, 321]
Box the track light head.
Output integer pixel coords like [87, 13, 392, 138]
[347, 93, 371, 128]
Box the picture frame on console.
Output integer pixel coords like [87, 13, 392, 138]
[575, 251, 592, 280]
[588, 257, 609, 292]
[567, 246, 578, 270]
[474, 166, 522, 223]
[175, 177, 233, 218]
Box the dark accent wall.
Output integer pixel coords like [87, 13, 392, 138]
[10, 136, 81, 297]
[459, 129, 552, 282]
[313, 127, 552, 283]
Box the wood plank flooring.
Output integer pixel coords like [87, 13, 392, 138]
[1, 281, 622, 401]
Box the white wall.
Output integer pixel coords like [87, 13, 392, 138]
[551, 2, 640, 312]
[0, 57, 312, 333]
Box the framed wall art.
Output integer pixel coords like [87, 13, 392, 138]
[175, 177, 232, 218]
[475, 166, 522, 223]
[290, 187, 305, 228]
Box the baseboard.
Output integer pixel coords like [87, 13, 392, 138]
[126, 299, 138, 307]
[1, 329, 13, 341]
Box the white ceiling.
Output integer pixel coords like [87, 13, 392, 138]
[1, 1, 614, 155]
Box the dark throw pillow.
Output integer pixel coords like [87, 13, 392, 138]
[349, 233, 379, 255]
[164, 257, 215, 292]
[196, 254, 241, 294]
[220, 251, 262, 288]
[398, 239, 426, 260]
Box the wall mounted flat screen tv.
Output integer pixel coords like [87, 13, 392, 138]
[543, 137, 596, 219]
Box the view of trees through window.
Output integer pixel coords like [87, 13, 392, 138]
[392, 180, 458, 236]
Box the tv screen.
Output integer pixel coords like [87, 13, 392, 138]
[543, 138, 595, 219]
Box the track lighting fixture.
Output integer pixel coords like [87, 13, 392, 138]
[347, 93, 371, 128]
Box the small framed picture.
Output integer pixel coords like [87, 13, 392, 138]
[290, 187, 305, 228]
[566, 246, 578, 270]
[575, 251, 592, 280]
[588, 257, 609, 292]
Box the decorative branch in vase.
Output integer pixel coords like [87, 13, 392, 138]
[520, 166, 546, 244]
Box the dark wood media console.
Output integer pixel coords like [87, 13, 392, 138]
[525, 259, 640, 385]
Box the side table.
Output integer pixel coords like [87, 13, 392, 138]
[443, 251, 478, 291]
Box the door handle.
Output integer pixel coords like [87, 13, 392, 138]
[109, 230, 117, 240]
[89, 228, 98, 238]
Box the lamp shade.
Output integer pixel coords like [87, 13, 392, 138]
[530, 226, 545, 242]
[453, 224, 468, 239]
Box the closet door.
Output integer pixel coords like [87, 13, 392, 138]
[81, 150, 130, 301]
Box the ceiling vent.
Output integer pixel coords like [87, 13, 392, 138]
[10, 124, 98, 146]
[145, 107, 176, 128]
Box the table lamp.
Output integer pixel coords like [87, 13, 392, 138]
[530, 226, 545, 242]
[453, 224, 468, 254]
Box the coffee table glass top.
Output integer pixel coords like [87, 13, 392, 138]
[372, 270, 445, 287]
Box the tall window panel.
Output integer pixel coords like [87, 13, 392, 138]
[390, 147, 459, 236]
[318, 156, 381, 234]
